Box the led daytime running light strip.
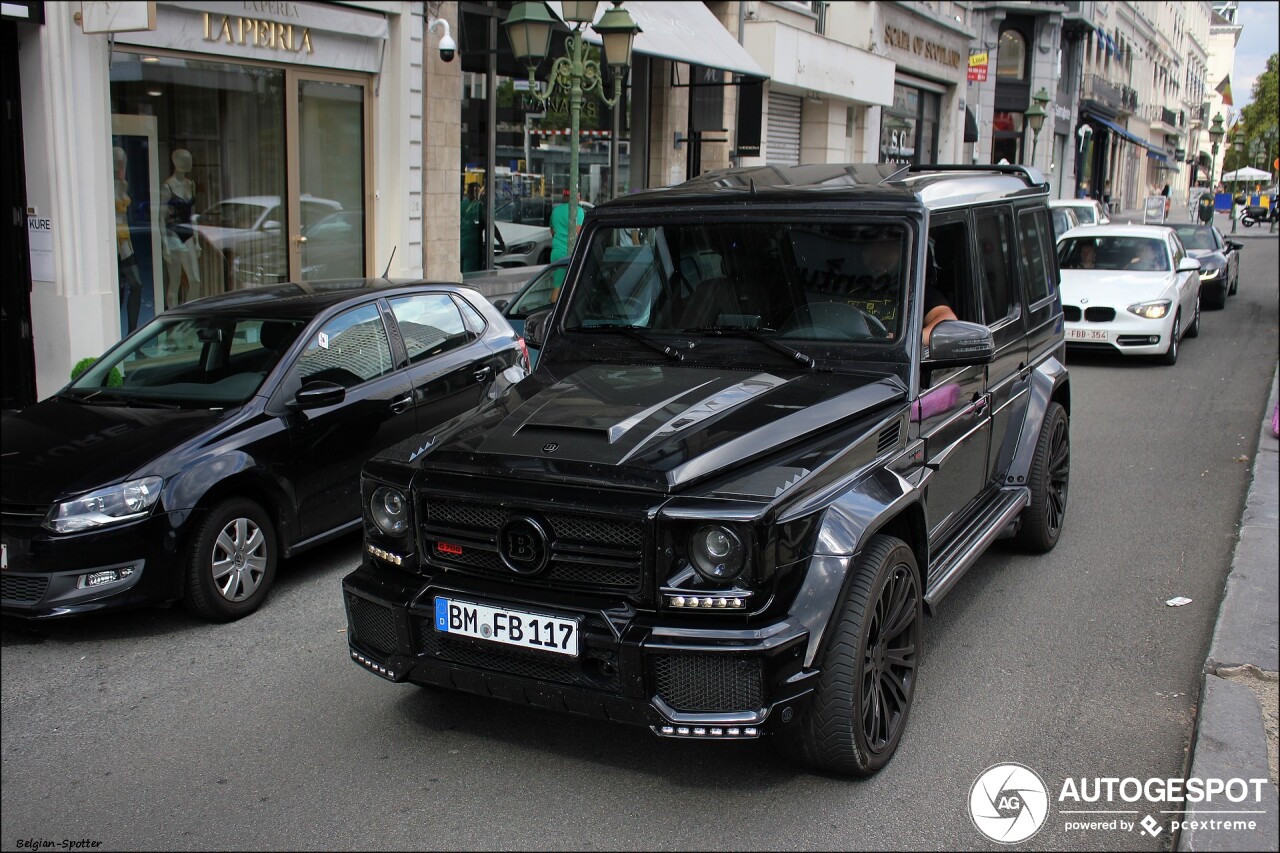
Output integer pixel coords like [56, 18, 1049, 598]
[666, 594, 748, 609]
[351, 650, 397, 680]
[366, 543, 404, 566]
[655, 725, 760, 738]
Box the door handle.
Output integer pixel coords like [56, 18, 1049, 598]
[973, 395, 989, 415]
[473, 367, 492, 383]
[389, 395, 412, 414]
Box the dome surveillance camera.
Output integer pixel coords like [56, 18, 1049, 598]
[439, 33, 457, 62]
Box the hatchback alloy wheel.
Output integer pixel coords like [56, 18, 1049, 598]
[212, 516, 269, 602]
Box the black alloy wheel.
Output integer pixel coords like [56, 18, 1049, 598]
[774, 534, 922, 776]
[1014, 401, 1070, 552]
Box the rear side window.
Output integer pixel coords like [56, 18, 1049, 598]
[389, 293, 472, 363]
[974, 210, 1018, 325]
[1017, 209, 1055, 304]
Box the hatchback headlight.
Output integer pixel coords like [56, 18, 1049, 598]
[44, 476, 163, 533]
[370, 486, 409, 537]
[688, 525, 745, 582]
[1126, 299, 1171, 319]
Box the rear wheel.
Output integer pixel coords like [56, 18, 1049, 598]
[774, 535, 921, 776]
[1014, 401, 1070, 552]
[1158, 312, 1181, 365]
[183, 498, 277, 621]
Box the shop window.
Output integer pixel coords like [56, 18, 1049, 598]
[996, 29, 1028, 80]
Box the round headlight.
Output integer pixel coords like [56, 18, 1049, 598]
[689, 525, 745, 582]
[370, 487, 408, 536]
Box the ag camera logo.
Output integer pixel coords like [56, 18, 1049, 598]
[969, 763, 1051, 844]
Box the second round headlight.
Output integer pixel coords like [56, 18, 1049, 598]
[370, 487, 409, 536]
[689, 525, 745, 582]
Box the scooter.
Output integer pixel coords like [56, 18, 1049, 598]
[1240, 205, 1277, 227]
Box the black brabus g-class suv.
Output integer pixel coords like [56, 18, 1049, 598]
[342, 164, 1071, 775]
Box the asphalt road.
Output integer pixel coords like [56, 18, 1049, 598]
[3, 232, 1277, 852]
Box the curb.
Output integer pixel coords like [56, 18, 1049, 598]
[1177, 364, 1280, 852]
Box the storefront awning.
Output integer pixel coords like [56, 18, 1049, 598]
[1147, 150, 1169, 162]
[547, 1, 768, 78]
[1085, 112, 1154, 150]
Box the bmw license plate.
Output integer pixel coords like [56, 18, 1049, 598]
[434, 596, 579, 657]
[1066, 328, 1109, 341]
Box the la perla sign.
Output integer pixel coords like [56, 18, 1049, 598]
[202, 9, 314, 55]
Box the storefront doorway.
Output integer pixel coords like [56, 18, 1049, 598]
[109, 53, 370, 335]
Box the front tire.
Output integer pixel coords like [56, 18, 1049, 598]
[774, 535, 921, 776]
[1014, 401, 1070, 552]
[1158, 312, 1181, 365]
[183, 498, 278, 621]
[1186, 295, 1201, 338]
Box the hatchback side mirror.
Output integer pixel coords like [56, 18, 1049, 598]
[1176, 257, 1202, 273]
[293, 380, 345, 409]
[925, 320, 995, 368]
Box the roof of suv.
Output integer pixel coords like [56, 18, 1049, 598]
[597, 163, 1050, 213]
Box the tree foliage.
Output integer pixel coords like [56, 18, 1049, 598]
[1239, 53, 1278, 170]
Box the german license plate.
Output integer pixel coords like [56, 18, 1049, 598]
[1066, 328, 1109, 341]
[434, 596, 579, 657]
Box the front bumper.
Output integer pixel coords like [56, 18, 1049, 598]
[0, 510, 188, 618]
[342, 561, 816, 738]
[1064, 312, 1175, 356]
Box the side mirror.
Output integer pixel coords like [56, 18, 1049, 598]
[262, 220, 282, 233]
[523, 307, 553, 349]
[1227, 240, 1244, 251]
[493, 299, 509, 312]
[1176, 257, 1202, 273]
[925, 320, 995, 368]
[293, 380, 345, 409]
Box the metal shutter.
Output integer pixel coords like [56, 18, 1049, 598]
[766, 91, 802, 165]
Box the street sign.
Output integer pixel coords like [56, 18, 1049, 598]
[968, 50, 988, 82]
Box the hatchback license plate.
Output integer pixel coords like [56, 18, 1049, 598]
[1066, 328, 1109, 341]
[434, 597, 579, 657]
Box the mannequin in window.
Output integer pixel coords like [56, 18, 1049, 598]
[114, 147, 143, 333]
[162, 148, 201, 308]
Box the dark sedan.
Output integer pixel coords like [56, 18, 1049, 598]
[1, 281, 527, 621]
[1169, 223, 1243, 310]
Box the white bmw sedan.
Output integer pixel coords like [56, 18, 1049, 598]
[1056, 225, 1202, 365]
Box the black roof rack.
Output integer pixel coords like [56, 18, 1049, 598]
[903, 163, 1048, 189]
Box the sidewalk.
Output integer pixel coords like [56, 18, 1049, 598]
[1178, 365, 1280, 851]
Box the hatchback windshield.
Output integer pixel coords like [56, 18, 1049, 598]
[65, 315, 306, 406]
[564, 222, 909, 344]
[1058, 236, 1169, 272]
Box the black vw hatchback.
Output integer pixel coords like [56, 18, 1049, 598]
[1, 280, 526, 621]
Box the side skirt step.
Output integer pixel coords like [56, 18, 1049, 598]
[924, 486, 1030, 610]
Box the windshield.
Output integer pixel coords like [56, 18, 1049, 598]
[1172, 226, 1216, 251]
[562, 221, 909, 347]
[66, 315, 306, 406]
[1058, 236, 1170, 272]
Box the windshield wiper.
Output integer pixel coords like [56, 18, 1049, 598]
[568, 324, 683, 362]
[683, 326, 815, 368]
[62, 390, 181, 410]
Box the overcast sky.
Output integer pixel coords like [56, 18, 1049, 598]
[1233, 0, 1278, 111]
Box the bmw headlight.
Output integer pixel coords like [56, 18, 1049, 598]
[1199, 266, 1221, 280]
[1126, 299, 1171, 320]
[370, 486, 409, 536]
[44, 476, 163, 533]
[688, 525, 745, 582]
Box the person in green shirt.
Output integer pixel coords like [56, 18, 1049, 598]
[549, 190, 584, 262]
[460, 184, 483, 272]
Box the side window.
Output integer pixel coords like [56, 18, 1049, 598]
[389, 293, 471, 363]
[455, 295, 488, 335]
[927, 219, 978, 324]
[295, 303, 393, 387]
[1016, 209, 1054, 304]
[974, 210, 1018, 326]
[508, 266, 567, 318]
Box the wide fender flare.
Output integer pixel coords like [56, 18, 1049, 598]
[1006, 357, 1069, 485]
[789, 466, 921, 668]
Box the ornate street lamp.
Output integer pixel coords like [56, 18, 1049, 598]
[1026, 87, 1050, 165]
[1230, 125, 1245, 233]
[504, 1, 640, 255]
[1208, 112, 1224, 192]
